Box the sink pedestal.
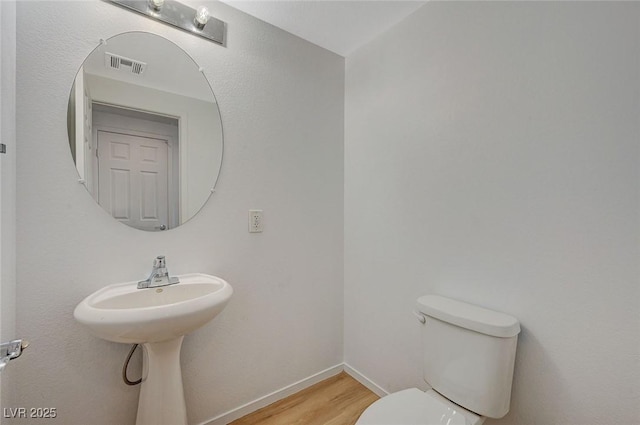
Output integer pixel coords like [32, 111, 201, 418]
[136, 337, 187, 425]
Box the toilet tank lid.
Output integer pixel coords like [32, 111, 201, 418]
[416, 295, 520, 338]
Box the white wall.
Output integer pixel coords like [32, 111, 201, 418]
[345, 2, 639, 424]
[13, 1, 344, 424]
[0, 0, 17, 409]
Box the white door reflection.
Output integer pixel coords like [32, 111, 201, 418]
[92, 104, 179, 231]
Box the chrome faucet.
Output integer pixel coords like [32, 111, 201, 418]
[138, 256, 180, 289]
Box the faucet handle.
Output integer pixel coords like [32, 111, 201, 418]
[154, 256, 166, 268]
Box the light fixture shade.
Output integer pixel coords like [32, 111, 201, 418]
[195, 5, 210, 28]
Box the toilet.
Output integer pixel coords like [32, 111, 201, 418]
[356, 295, 520, 425]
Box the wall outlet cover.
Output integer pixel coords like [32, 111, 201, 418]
[249, 210, 263, 233]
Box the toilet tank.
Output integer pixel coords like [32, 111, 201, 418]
[416, 295, 520, 419]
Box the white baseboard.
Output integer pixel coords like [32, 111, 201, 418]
[198, 364, 344, 425]
[343, 363, 389, 398]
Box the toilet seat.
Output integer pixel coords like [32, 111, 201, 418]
[355, 388, 484, 425]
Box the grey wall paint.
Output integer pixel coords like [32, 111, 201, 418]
[13, 1, 344, 424]
[345, 2, 639, 424]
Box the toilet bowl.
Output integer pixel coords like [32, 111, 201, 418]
[356, 388, 484, 425]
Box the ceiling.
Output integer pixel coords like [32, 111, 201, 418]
[219, 1, 427, 57]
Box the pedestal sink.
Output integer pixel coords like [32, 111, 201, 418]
[74, 273, 232, 425]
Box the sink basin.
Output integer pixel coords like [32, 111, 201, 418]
[74, 273, 232, 343]
[74, 272, 232, 425]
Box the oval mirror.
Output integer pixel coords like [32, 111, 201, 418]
[67, 32, 223, 231]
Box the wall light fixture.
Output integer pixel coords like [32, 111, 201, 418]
[107, 0, 226, 45]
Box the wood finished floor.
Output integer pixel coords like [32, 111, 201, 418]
[229, 372, 379, 425]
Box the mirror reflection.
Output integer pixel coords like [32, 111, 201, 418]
[67, 32, 223, 231]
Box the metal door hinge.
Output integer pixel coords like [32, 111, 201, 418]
[0, 143, 6, 154]
[0, 339, 29, 372]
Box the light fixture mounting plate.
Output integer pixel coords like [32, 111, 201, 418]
[106, 0, 226, 46]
